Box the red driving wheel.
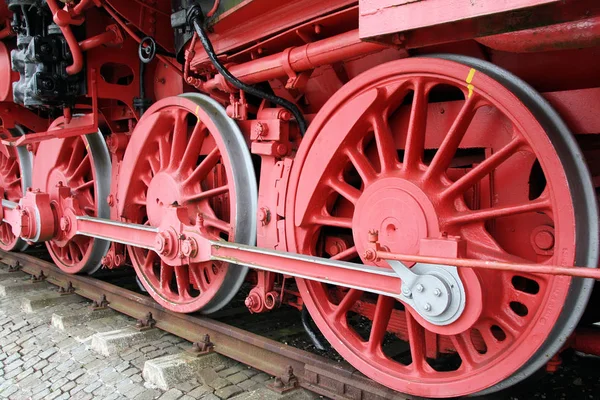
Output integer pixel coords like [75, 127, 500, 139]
[32, 119, 111, 274]
[286, 56, 597, 397]
[118, 94, 256, 314]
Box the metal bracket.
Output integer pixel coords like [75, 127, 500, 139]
[57, 281, 75, 295]
[187, 334, 214, 357]
[90, 294, 109, 310]
[30, 271, 46, 282]
[267, 366, 299, 394]
[135, 312, 157, 331]
[8, 261, 21, 272]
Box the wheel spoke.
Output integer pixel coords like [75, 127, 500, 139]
[182, 185, 229, 204]
[311, 214, 353, 229]
[183, 147, 220, 187]
[174, 265, 190, 298]
[148, 155, 160, 176]
[160, 262, 174, 291]
[330, 246, 358, 261]
[168, 110, 189, 171]
[158, 136, 172, 170]
[66, 139, 85, 173]
[403, 79, 428, 172]
[405, 311, 426, 372]
[444, 197, 551, 226]
[451, 332, 480, 371]
[345, 147, 376, 185]
[441, 137, 522, 199]
[332, 289, 363, 321]
[70, 154, 90, 181]
[189, 263, 208, 292]
[368, 296, 395, 352]
[203, 215, 231, 233]
[424, 94, 478, 182]
[371, 115, 399, 173]
[327, 178, 361, 205]
[73, 179, 94, 193]
[179, 122, 207, 173]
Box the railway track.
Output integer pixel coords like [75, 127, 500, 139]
[0, 249, 407, 400]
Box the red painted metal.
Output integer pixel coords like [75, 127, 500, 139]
[359, 0, 560, 40]
[477, 15, 600, 52]
[31, 118, 102, 274]
[573, 327, 600, 357]
[0, 0, 598, 397]
[287, 57, 579, 397]
[115, 97, 236, 313]
[0, 141, 24, 251]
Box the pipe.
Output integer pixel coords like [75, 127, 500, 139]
[477, 16, 600, 53]
[199, 29, 387, 92]
[206, 0, 220, 18]
[79, 29, 118, 52]
[46, 0, 84, 75]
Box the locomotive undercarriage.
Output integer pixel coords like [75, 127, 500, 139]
[0, 0, 599, 398]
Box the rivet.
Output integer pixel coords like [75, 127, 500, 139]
[416, 284, 424, 293]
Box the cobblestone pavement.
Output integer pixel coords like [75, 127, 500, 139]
[0, 265, 317, 400]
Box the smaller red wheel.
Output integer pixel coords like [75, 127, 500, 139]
[32, 119, 111, 274]
[0, 127, 32, 252]
[118, 93, 257, 314]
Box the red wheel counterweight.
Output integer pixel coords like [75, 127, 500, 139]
[117, 94, 257, 314]
[286, 56, 597, 397]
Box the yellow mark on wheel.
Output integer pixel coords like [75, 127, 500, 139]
[466, 68, 476, 98]
[195, 105, 200, 117]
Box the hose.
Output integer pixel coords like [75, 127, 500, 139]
[187, 5, 307, 136]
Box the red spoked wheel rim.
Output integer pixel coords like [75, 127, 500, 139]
[287, 57, 594, 397]
[118, 94, 256, 314]
[0, 142, 28, 252]
[32, 120, 110, 274]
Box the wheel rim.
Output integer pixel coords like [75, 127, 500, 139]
[287, 57, 596, 397]
[118, 94, 256, 314]
[32, 120, 111, 274]
[0, 127, 31, 252]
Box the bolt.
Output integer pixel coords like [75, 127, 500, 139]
[423, 303, 432, 312]
[534, 229, 555, 251]
[276, 143, 288, 157]
[416, 284, 424, 293]
[244, 296, 255, 309]
[59, 217, 70, 232]
[368, 229, 379, 243]
[401, 286, 412, 297]
[433, 288, 441, 297]
[106, 194, 114, 206]
[363, 249, 376, 261]
[253, 122, 267, 138]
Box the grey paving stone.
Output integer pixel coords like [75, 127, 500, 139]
[158, 388, 183, 400]
[215, 385, 244, 399]
[227, 371, 249, 385]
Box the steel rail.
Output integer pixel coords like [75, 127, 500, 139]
[0, 250, 407, 400]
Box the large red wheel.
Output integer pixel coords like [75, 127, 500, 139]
[32, 120, 111, 274]
[117, 94, 257, 314]
[286, 56, 597, 397]
[0, 127, 32, 252]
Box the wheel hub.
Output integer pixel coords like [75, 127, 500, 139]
[353, 177, 439, 265]
[146, 172, 182, 226]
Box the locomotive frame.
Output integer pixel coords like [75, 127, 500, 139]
[0, 0, 599, 397]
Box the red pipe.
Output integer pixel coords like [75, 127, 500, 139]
[206, 0, 220, 18]
[477, 16, 600, 53]
[46, 0, 84, 75]
[200, 29, 387, 92]
[79, 29, 117, 52]
[371, 249, 600, 280]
